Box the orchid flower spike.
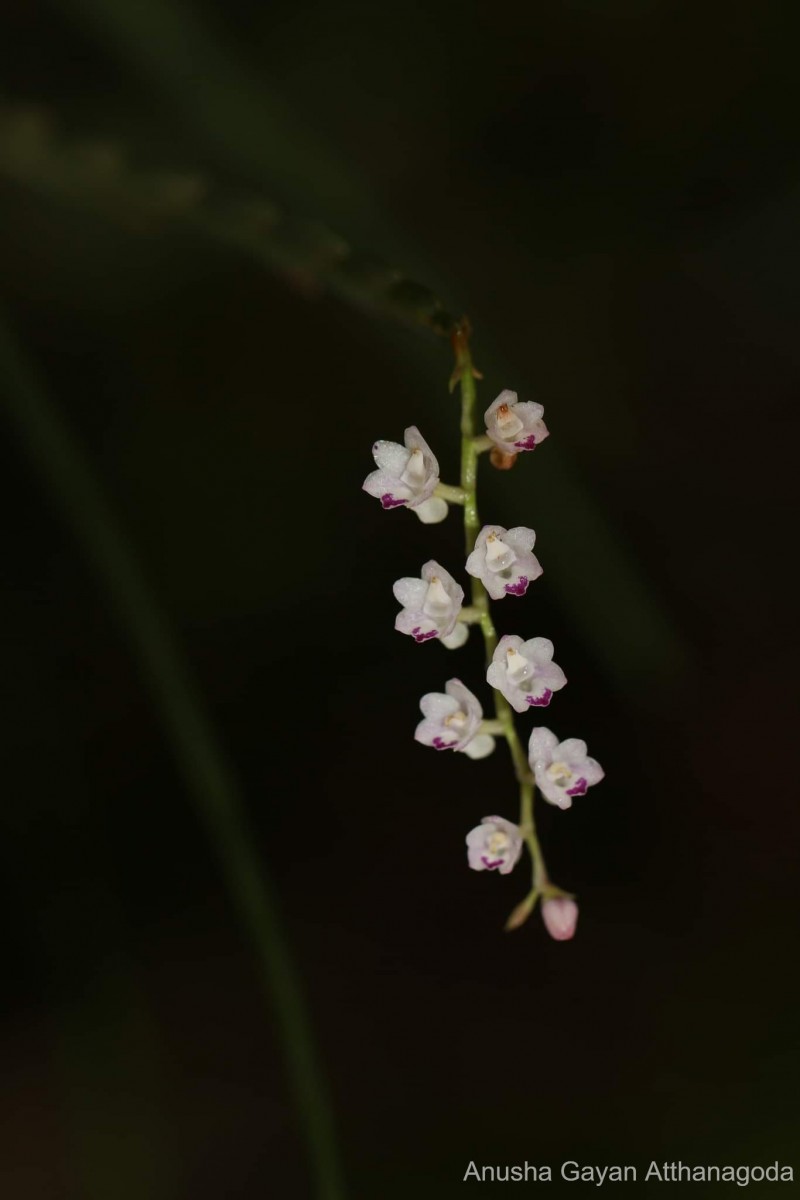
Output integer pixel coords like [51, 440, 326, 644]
[484, 390, 549, 454]
[363, 425, 447, 523]
[466, 524, 543, 599]
[415, 679, 495, 758]
[393, 560, 467, 646]
[542, 897, 579, 941]
[466, 816, 523, 873]
[528, 727, 605, 809]
[487, 635, 567, 712]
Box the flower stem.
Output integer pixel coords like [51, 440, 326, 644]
[520, 781, 547, 890]
[433, 481, 467, 505]
[459, 605, 484, 625]
[452, 321, 549, 902]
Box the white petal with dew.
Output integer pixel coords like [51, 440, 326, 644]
[392, 577, 428, 609]
[372, 439, 409, 475]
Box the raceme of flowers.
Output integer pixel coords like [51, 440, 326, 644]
[363, 368, 605, 941]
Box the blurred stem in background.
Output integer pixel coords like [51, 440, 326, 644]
[0, 313, 346, 1200]
[50, 945, 176, 1200]
[0, 1, 691, 1183]
[0, 96, 690, 691]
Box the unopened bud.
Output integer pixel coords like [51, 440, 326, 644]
[490, 447, 518, 470]
[541, 897, 579, 941]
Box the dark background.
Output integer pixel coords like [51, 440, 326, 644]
[1, 1, 799, 1196]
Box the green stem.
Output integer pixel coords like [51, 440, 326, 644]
[520, 781, 547, 891]
[433, 481, 467, 505]
[453, 324, 548, 896]
[0, 313, 346, 1200]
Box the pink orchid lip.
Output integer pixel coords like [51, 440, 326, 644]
[514, 434, 537, 450]
[380, 493, 407, 509]
[526, 689, 552, 707]
[411, 626, 438, 643]
[566, 777, 588, 796]
[480, 856, 504, 870]
[504, 575, 529, 596]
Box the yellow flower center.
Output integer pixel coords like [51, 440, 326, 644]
[487, 830, 510, 856]
[444, 709, 468, 730]
[546, 761, 573, 789]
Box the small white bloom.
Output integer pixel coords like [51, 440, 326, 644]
[486, 635, 567, 712]
[528, 727, 605, 810]
[415, 678, 494, 757]
[466, 816, 523, 873]
[484, 389, 549, 454]
[363, 425, 447, 522]
[393, 560, 464, 643]
[465, 524, 543, 600]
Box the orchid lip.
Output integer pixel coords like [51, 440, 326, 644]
[566, 777, 588, 796]
[526, 689, 553, 707]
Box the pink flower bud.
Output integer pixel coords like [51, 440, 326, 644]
[541, 897, 579, 941]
